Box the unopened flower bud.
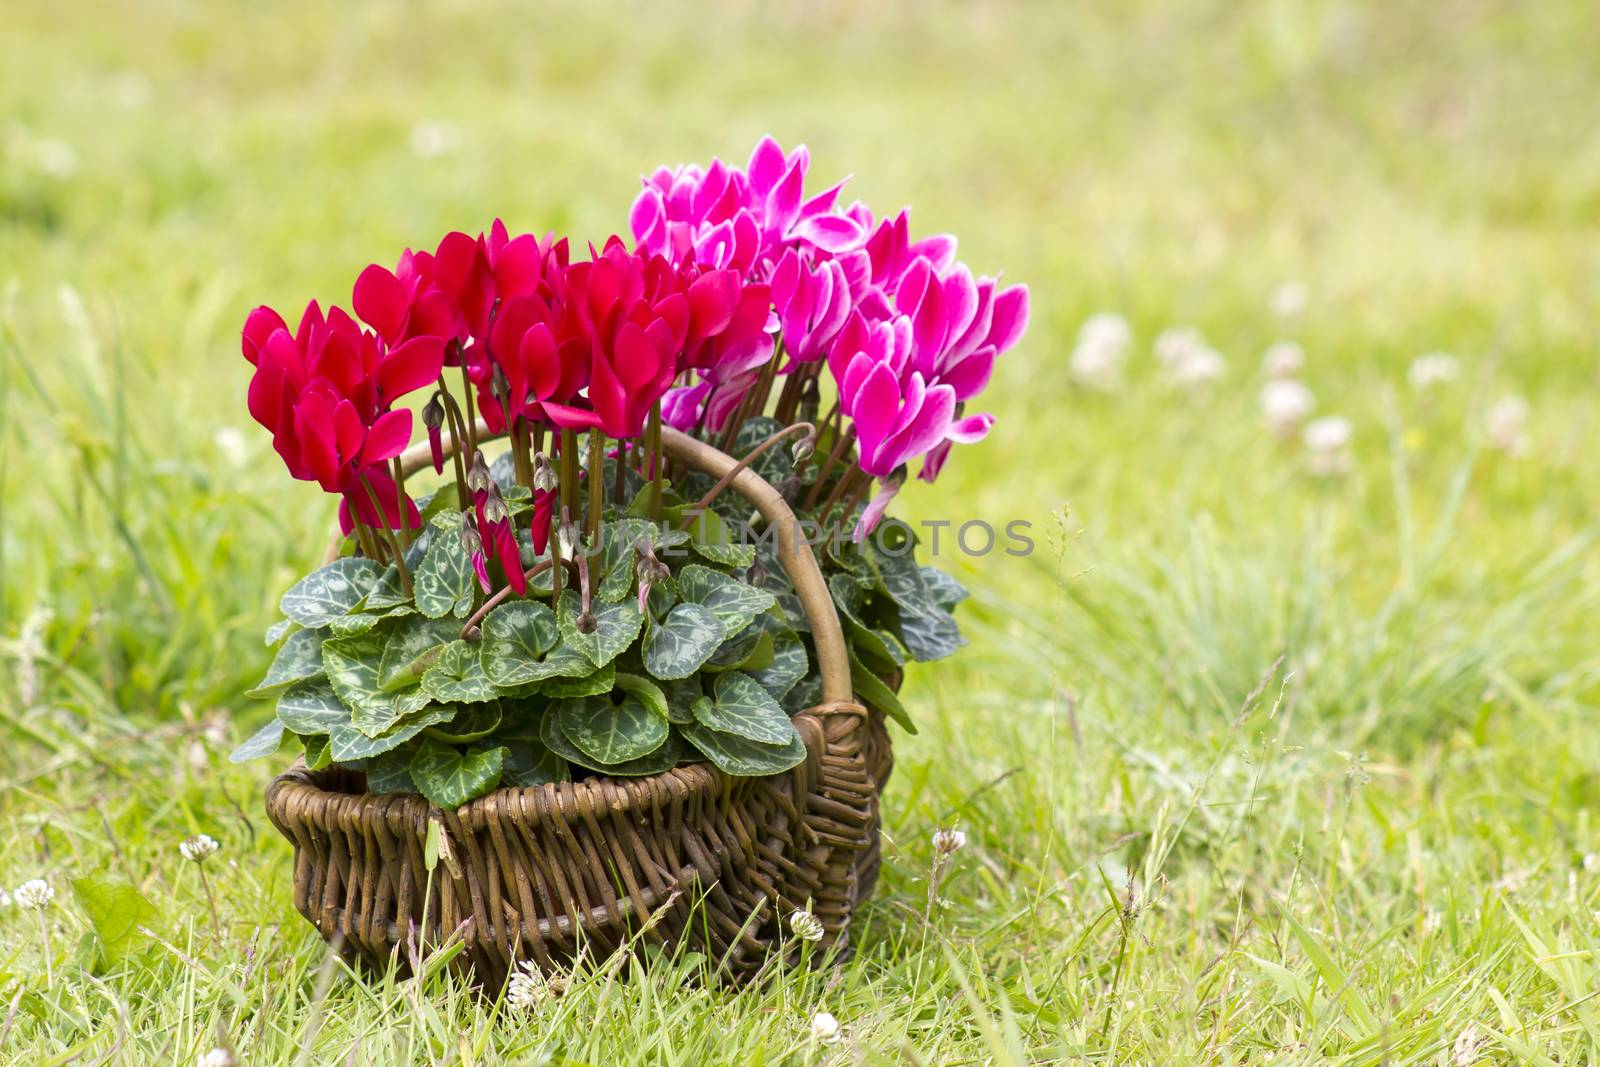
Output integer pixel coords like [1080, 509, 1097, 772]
[531, 452, 558, 493]
[459, 523, 483, 557]
[791, 436, 815, 465]
[490, 365, 511, 402]
[467, 450, 491, 493]
[482, 487, 510, 525]
[422, 394, 445, 430]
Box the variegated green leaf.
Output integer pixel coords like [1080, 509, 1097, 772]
[365, 749, 418, 794]
[660, 676, 703, 725]
[597, 518, 655, 603]
[322, 633, 431, 736]
[705, 626, 774, 673]
[557, 590, 644, 669]
[275, 678, 348, 735]
[849, 647, 913, 733]
[328, 704, 455, 761]
[478, 601, 561, 686]
[378, 616, 459, 691]
[414, 521, 475, 619]
[409, 740, 505, 808]
[677, 564, 774, 638]
[424, 702, 500, 743]
[695, 671, 795, 745]
[920, 565, 969, 611]
[228, 718, 286, 763]
[614, 672, 669, 722]
[280, 558, 380, 628]
[542, 661, 615, 699]
[246, 627, 326, 699]
[750, 628, 808, 699]
[303, 733, 333, 770]
[540, 711, 681, 777]
[328, 604, 414, 636]
[503, 737, 570, 787]
[680, 721, 807, 776]
[641, 602, 722, 680]
[420, 640, 498, 703]
[264, 619, 296, 647]
[555, 694, 668, 766]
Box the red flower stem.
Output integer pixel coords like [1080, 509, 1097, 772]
[804, 425, 856, 509]
[557, 430, 579, 601]
[459, 559, 554, 639]
[521, 418, 537, 487]
[682, 422, 814, 525]
[647, 402, 663, 521]
[586, 430, 604, 545]
[360, 476, 412, 598]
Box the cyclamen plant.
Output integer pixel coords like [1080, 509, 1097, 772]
[232, 137, 1028, 807]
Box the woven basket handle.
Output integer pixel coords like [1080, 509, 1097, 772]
[378, 420, 853, 707]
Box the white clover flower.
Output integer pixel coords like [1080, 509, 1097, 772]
[1408, 352, 1461, 391]
[507, 961, 559, 1009]
[197, 1048, 236, 1067]
[1261, 340, 1305, 379]
[1069, 312, 1132, 391]
[1079, 311, 1132, 352]
[1153, 326, 1204, 368]
[213, 427, 248, 468]
[1303, 416, 1354, 475]
[0, 887, 11, 908]
[409, 119, 462, 160]
[15, 879, 53, 910]
[789, 909, 825, 943]
[1167, 345, 1228, 390]
[180, 834, 220, 864]
[1485, 395, 1530, 456]
[809, 1011, 843, 1044]
[1585, 853, 1600, 875]
[1259, 379, 1316, 438]
[1270, 280, 1308, 318]
[932, 828, 967, 855]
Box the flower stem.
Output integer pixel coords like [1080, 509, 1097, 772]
[436, 375, 471, 508]
[586, 430, 604, 545]
[198, 865, 223, 947]
[804, 425, 856, 509]
[391, 458, 414, 546]
[647, 402, 663, 521]
[36, 912, 52, 988]
[613, 436, 627, 505]
[459, 365, 479, 458]
[361, 477, 412, 598]
[459, 559, 555, 639]
[685, 422, 814, 521]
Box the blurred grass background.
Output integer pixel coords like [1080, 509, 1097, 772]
[3, 1, 1600, 1062]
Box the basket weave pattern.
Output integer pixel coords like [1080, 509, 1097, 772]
[265, 426, 893, 984]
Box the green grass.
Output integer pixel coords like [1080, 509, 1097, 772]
[4, 0, 1600, 1062]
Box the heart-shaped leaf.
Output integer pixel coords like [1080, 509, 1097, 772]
[705, 627, 774, 673]
[920, 565, 969, 611]
[557, 591, 644, 669]
[302, 733, 333, 770]
[782, 672, 823, 715]
[264, 619, 296, 647]
[677, 564, 774, 639]
[275, 678, 348, 735]
[750, 628, 808, 699]
[479, 601, 560, 686]
[365, 749, 418, 794]
[246, 627, 326, 699]
[642, 602, 722, 680]
[695, 671, 796, 745]
[539, 712, 681, 777]
[328, 604, 415, 636]
[660, 676, 703, 725]
[597, 518, 655, 603]
[421, 640, 498, 703]
[323, 633, 432, 736]
[71, 872, 161, 967]
[328, 703, 456, 761]
[379, 616, 459, 691]
[280, 558, 380, 627]
[849, 648, 913, 733]
[414, 521, 476, 619]
[614, 673, 669, 722]
[410, 740, 505, 808]
[228, 719, 286, 763]
[680, 721, 807, 776]
[871, 544, 965, 661]
[542, 661, 615, 699]
[424, 702, 501, 743]
[555, 694, 668, 766]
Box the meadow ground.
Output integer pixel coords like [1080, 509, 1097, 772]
[3, 1, 1600, 1063]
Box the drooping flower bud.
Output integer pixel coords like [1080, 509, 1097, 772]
[423, 393, 446, 475]
[490, 364, 511, 404]
[531, 452, 558, 493]
[459, 522, 483, 559]
[482, 485, 510, 525]
[467, 450, 492, 494]
[791, 434, 815, 465]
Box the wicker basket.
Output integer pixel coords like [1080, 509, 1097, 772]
[265, 425, 892, 985]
